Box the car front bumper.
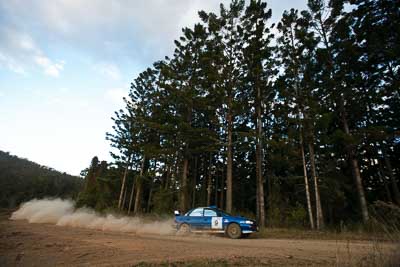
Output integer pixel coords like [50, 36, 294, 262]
[240, 224, 259, 233]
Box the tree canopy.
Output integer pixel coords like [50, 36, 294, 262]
[0, 150, 83, 209]
[80, 0, 399, 228]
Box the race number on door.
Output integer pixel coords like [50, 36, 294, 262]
[211, 217, 223, 229]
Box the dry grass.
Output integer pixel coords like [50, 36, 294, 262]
[254, 227, 395, 241]
[256, 221, 399, 266]
[334, 240, 399, 267]
[134, 257, 263, 267]
[334, 204, 400, 267]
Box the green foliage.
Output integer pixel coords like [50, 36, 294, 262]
[369, 201, 400, 233]
[151, 188, 174, 215]
[287, 203, 307, 228]
[92, 0, 400, 228]
[76, 190, 98, 209]
[75, 157, 124, 212]
[0, 150, 83, 208]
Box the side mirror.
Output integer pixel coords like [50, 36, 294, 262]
[174, 210, 180, 216]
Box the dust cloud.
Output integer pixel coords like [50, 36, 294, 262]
[10, 198, 174, 235]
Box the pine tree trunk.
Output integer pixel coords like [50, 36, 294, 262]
[201, 156, 207, 205]
[308, 142, 324, 229]
[180, 104, 192, 212]
[378, 164, 393, 203]
[127, 163, 140, 215]
[256, 177, 260, 222]
[127, 180, 135, 215]
[256, 160, 265, 228]
[134, 180, 142, 214]
[267, 171, 273, 226]
[220, 167, 225, 210]
[134, 155, 146, 215]
[192, 157, 198, 209]
[214, 171, 218, 207]
[207, 175, 212, 206]
[171, 150, 179, 190]
[288, 20, 316, 229]
[164, 163, 171, 190]
[289, 26, 315, 229]
[180, 157, 189, 212]
[192, 187, 196, 208]
[147, 181, 153, 213]
[300, 131, 315, 230]
[207, 153, 212, 206]
[383, 149, 400, 205]
[146, 160, 156, 212]
[340, 96, 369, 222]
[226, 98, 233, 213]
[350, 155, 369, 222]
[256, 85, 265, 227]
[121, 185, 127, 210]
[118, 155, 131, 209]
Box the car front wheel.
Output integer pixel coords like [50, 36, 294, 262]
[177, 223, 190, 235]
[226, 223, 242, 239]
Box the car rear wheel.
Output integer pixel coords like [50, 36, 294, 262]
[177, 223, 190, 235]
[226, 223, 242, 239]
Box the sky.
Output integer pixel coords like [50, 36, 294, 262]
[0, 0, 307, 176]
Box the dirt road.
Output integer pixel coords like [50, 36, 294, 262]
[0, 215, 395, 266]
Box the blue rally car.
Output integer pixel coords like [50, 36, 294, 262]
[174, 206, 258, 239]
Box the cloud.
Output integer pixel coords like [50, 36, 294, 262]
[0, 26, 65, 77]
[35, 56, 65, 77]
[94, 63, 121, 80]
[0, 52, 26, 74]
[0, 0, 232, 67]
[0, 1, 308, 70]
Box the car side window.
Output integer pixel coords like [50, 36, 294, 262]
[204, 209, 217, 217]
[189, 208, 204, 216]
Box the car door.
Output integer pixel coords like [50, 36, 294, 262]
[203, 209, 223, 230]
[186, 208, 204, 230]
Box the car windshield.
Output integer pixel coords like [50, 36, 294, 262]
[188, 208, 203, 216]
[203, 209, 217, 217]
[184, 207, 233, 217]
[216, 209, 231, 217]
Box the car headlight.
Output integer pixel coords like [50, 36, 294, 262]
[240, 220, 254, 224]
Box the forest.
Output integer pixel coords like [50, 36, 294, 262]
[0, 151, 83, 209]
[78, 0, 400, 229]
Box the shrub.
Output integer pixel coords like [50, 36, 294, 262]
[369, 201, 400, 235]
[287, 202, 307, 228]
[151, 188, 174, 215]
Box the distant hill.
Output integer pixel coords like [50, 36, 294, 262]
[0, 150, 84, 208]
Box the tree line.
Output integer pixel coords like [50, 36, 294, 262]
[80, 0, 399, 229]
[0, 150, 83, 209]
